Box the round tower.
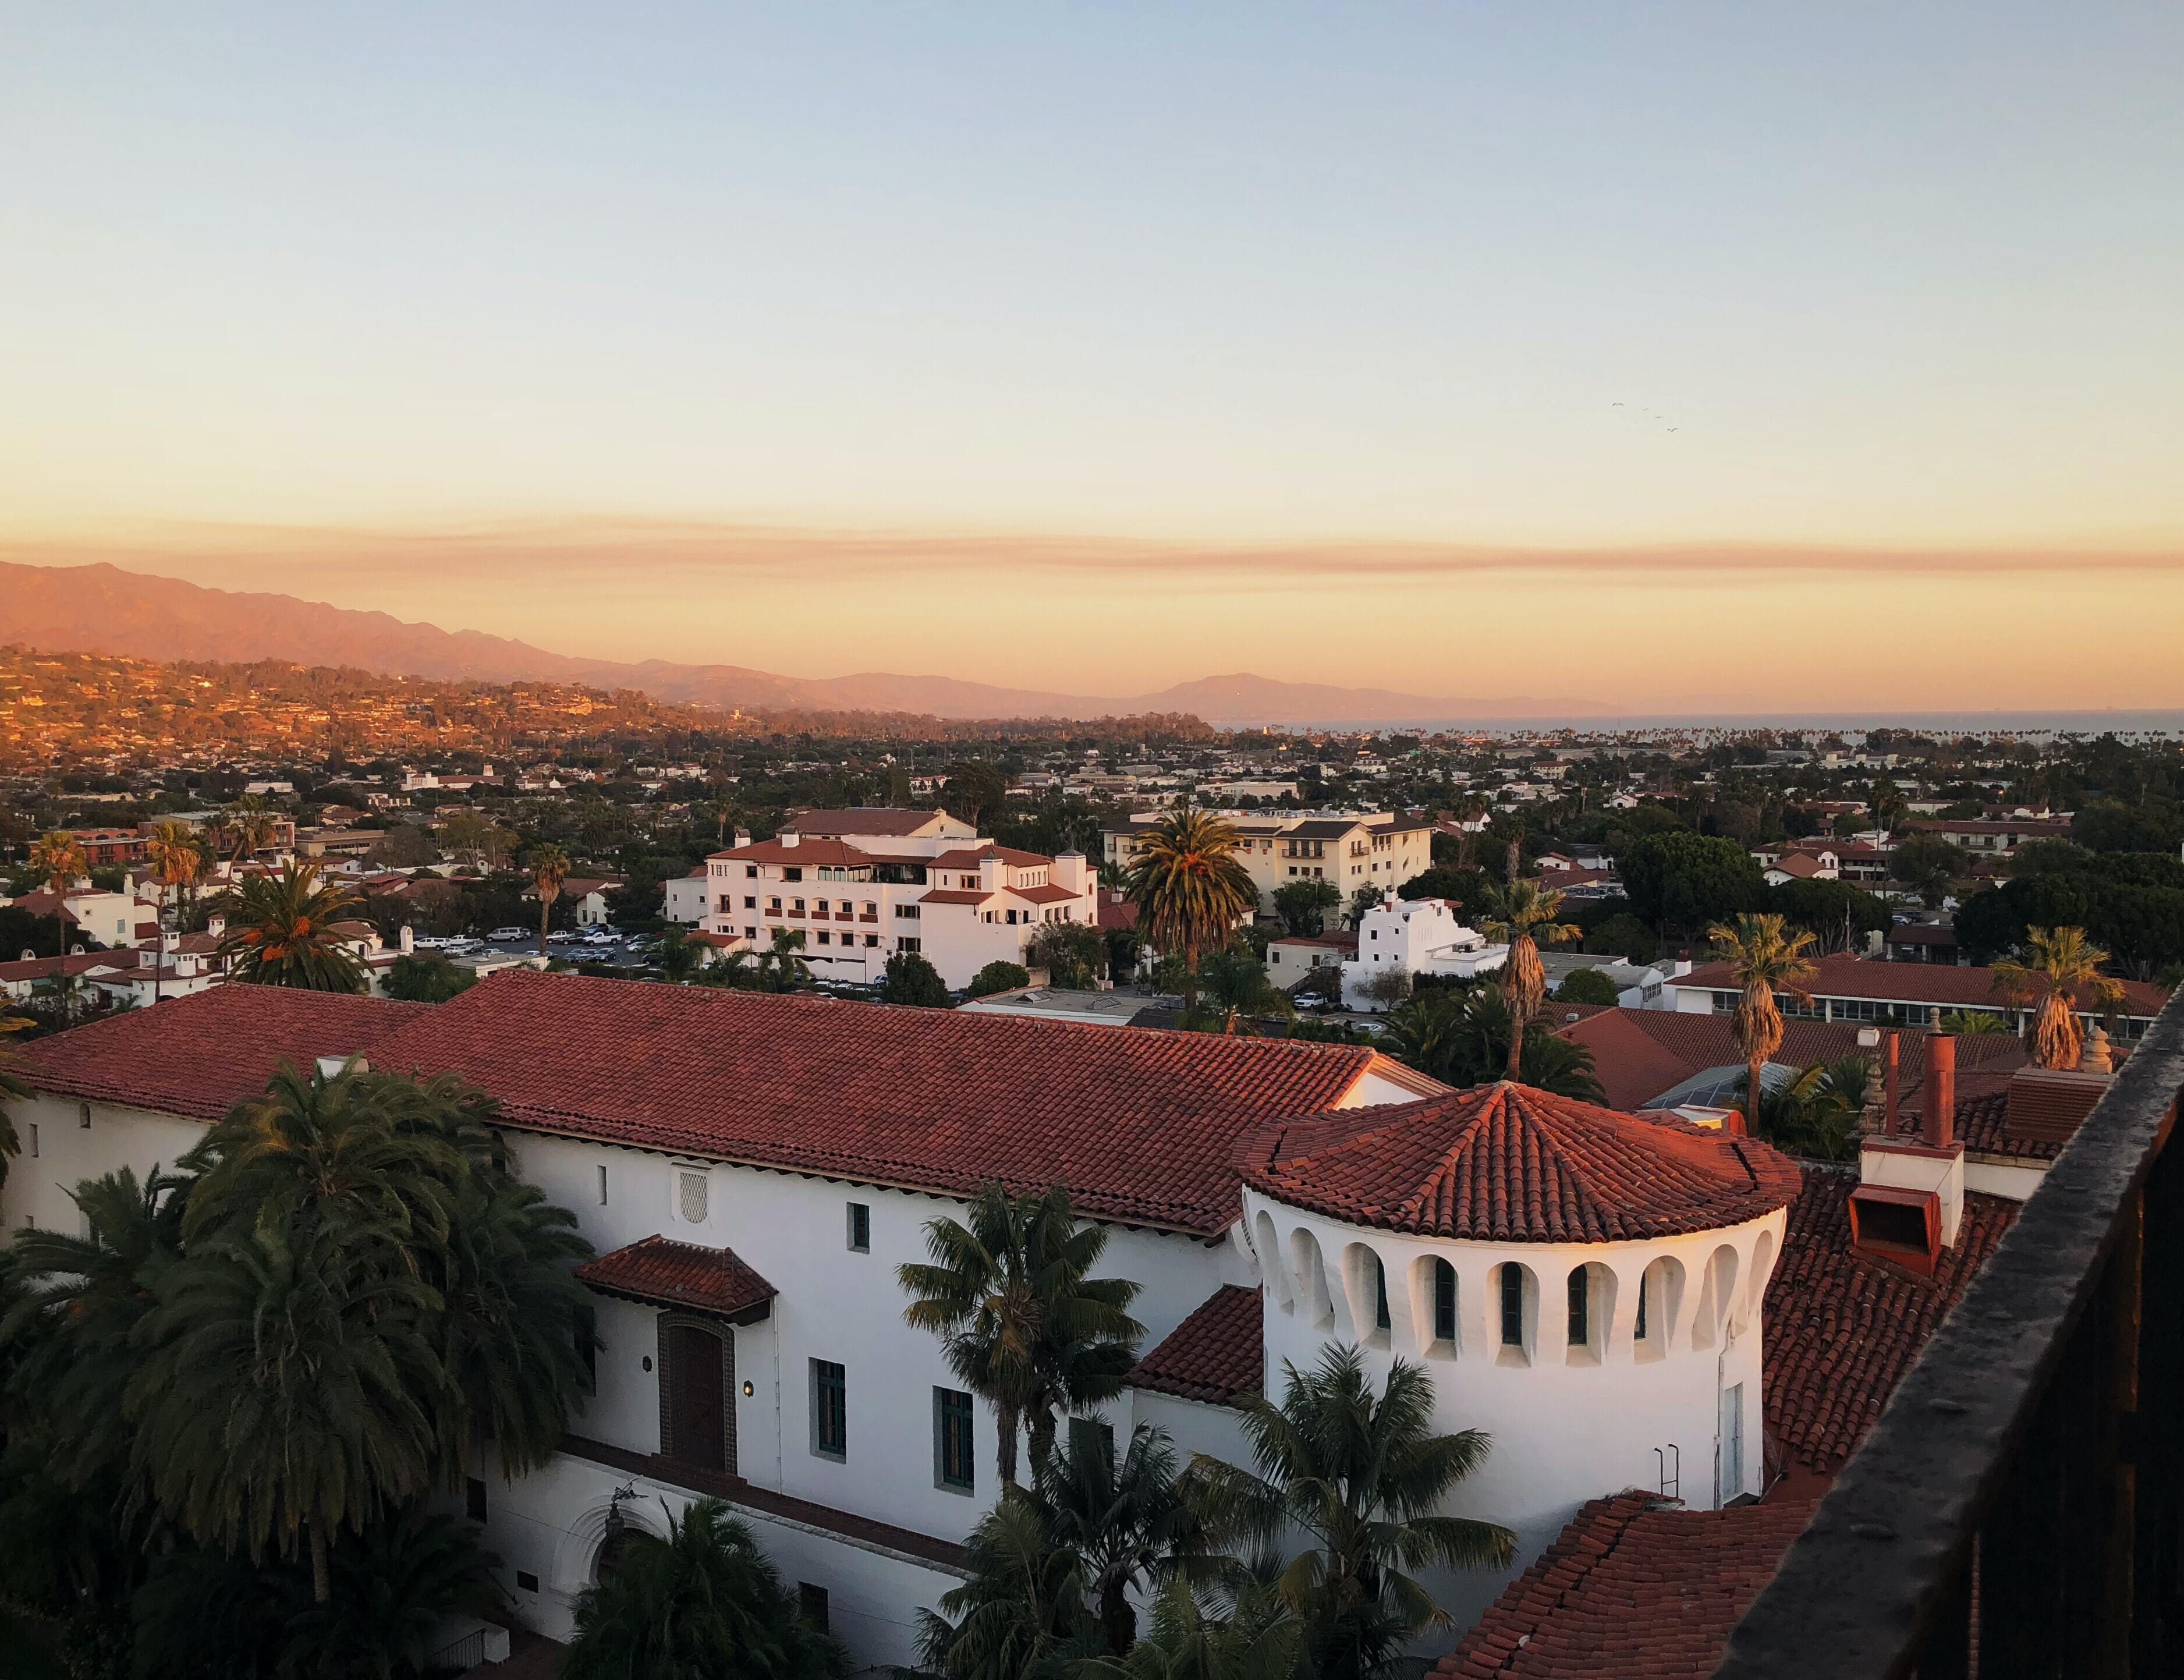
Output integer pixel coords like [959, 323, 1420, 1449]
[1236, 1081, 1802, 1625]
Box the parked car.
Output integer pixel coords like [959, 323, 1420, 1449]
[548, 930, 576, 944]
[487, 926, 528, 942]
[580, 928, 617, 945]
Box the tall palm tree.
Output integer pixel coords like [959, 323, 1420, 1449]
[1039, 1423, 1199, 1656]
[1705, 913, 1820, 1138]
[215, 860, 368, 991]
[1994, 925, 2126, 1070]
[1072, 1575, 1300, 1680]
[527, 842, 570, 958]
[1122, 808, 1256, 1007]
[1476, 880, 1580, 1081]
[917, 1493, 1091, 1680]
[128, 1217, 445, 1601]
[222, 794, 278, 863]
[27, 830, 88, 979]
[1184, 1345, 1514, 1680]
[563, 1497, 848, 1680]
[899, 1184, 1144, 1488]
[144, 821, 201, 1005]
[763, 927, 813, 992]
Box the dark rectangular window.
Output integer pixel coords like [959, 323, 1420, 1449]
[516, 1570, 539, 1593]
[798, 1582, 829, 1630]
[1433, 1259, 1456, 1343]
[936, 1388, 975, 1491]
[1635, 1273, 1650, 1341]
[465, 1476, 488, 1523]
[1374, 1259, 1391, 1331]
[847, 1202, 870, 1253]
[1499, 1266, 1524, 1347]
[811, 1360, 846, 1459]
[1567, 1268, 1589, 1346]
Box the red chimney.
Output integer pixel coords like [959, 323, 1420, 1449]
[1926, 1033, 1956, 1150]
[1882, 1031, 1900, 1137]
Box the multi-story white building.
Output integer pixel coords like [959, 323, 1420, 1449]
[10, 971, 2044, 1674]
[1342, 893, 1508, 1011]
[699, 809, 1097, 990]
[1102, 809, 1433, 915]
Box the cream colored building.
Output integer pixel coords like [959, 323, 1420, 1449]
[1101, 810, 1433, 913]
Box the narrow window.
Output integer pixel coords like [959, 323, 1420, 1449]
[79, 1102, 91, 1129]
[1635, 1273, 1650, 1341]
[811, 1359, 847, 1459]
[1567, 1268, 1589, 1348]
[935, 1388, 974, 1491]
[1433, 1259, 1456, 1343]
[1374, 1257, 1391, 1331]
[27, 1123, 37, 1159]
[799, 1582, 831, 1631]
[466, 1476, 488, 1523]
[596, 1164, 608, 1206]
[847, 1202, 870, 1253]
[1499, 1265, 1524, 1347]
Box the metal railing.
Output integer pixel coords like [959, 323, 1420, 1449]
[1713, 991, 2184, 1679]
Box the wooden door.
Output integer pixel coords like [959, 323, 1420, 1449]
[668, 1321, 728, 1473]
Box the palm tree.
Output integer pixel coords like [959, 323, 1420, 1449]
[763, 927, 813, 992]
[1071, 1575, 1300, 1680]
[128, 1217, 445, 1601]
[1741, 1059, 1862, 1162]
[563, 1497, 848, 1680]
[1184, 1345, 1514, 1680]
[899, 1184, 1144, 1488]
[1122, 808, 1256, 1007]
[215, 860, 369, 991]
[27, 830, 87, 979]
[222, 794, 278, 862]
[528, 842, 570, 959]
[1704, 913, 1819, 1138]
[144, 821, 201, 1005]
[1039, 1423, 1199, 1655]
[282, 1507, 507, 1680]
[1474, 880, 1581, 1080]
[1381, 990, 1607, 1100]
[1994, 925, 2126, 1070]
[1185, 949, 1295, 1037]
[1938, 1008, 2010, 1036]
[917, 1493, 1092, 1680]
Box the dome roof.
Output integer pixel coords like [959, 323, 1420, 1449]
[1239, 1082, 1802, 1244]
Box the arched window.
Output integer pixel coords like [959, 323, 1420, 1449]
[1499, 1264, 1524, 1346]
[1374, 1256, 1391, 1331]
[1566, 1267, 1589, 1347]
[1433, 1259, 1456, 1345]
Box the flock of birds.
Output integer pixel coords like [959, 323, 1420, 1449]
[1611, 401, 1678, 433]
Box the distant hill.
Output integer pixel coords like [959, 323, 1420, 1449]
[0, 561, 1599, 724]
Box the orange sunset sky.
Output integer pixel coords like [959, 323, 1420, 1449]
[3, 5, 2181, 711]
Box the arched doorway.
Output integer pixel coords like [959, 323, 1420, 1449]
[660, 1316, 735, 1475]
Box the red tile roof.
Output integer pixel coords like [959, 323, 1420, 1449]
[576, 1235, 777, 1319]
[1763, 1169, 2016, 1473]
[1097, 889, 1138, 932]
[1010, 882, 1081, 905]
[705, 838, 869, 866]
[360, 970, 1385, 1234]
[1672, 954, 2168, 1017]
[1126, 1285, 1263, 1406]
[19, 985, 428, 1121]
[916, 889, 994, 906]
[0, 951, 117, 984]
[1239, 1083, 1802, 1243]
[1435, 1491, 1813, 1678]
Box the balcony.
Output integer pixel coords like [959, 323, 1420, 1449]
[1711, 991, 2184, 1678]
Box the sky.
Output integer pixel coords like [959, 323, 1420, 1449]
[3, 3, 2181, 709]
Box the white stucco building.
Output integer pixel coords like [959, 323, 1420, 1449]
[698, 809, 1097, 990]
[1102, 809, 1434, 914]
[1342, 893, 1508, 1010]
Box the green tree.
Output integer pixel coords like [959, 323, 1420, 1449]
[1618, 832, 1765, 932]
[1581, 912, 1657, 963]
[916, 1494, 1091, 1680]
[27, 829, 87, 979]
[967, 960, 1031, 998]
[884, 948, 953, 1008]
[562, 1498, 848, 1680]
[1994, 925, 2125, 1069]
[655, 927, 705, 984]
[1551, 966, 1621, 1006]
[1381, 991, 1605, 1102]
[899, 1185, 1144, 1488]
[945, 763, 1013, 830]
[1938, 1008, 2010, 1036]
[1030, 921, 1108, 990]
[528, 842, 570, 959]
[1072, 1575, 1301, 1680]
[1184, 949, 1295, 1036]
[1122, 808, 1256, 1006]
[1185, 1346, 1514, 1680]
[1705, 913, 1820, 1138]
[761, 928, 813, 991]
[215, 861, 369, 992]
[382, 951, 477, 1003]
[1476, 880, 1580, 1080]
[281, 1508, 506, 1680]
[1395, 867, 1492, 911]
[1889, 834, 1966, 908]
[1272, 878, 1341, 937]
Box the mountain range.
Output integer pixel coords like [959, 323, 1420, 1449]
[0, 561, 1600, 725]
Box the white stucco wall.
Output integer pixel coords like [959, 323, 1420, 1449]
[1242, 1187, 1783, 1636]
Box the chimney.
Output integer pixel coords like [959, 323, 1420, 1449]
[1926, 1033, 1956, 1150]
[733, 827, 751, 849]
[778, 827, 800, 849]
[1051, 850, 1087, 895]
[206, 912, 226, 939]
[1884, 1030, 1901, 1136]
[2004, 1065, 2111, 1145]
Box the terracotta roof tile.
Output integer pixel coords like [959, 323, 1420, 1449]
[1240, 1083, 1802, 1243]
[1436, 1493, 1813, 1678]
[1764, 1169, 2015, 1473]
[1127, 1285, 1262, 1406]
[19, 986, 428, 1121]
[364, 969, 1380, 1234]
[1674, 954, 2168, 1017]
[576, 1235, 777, 1318]
[785, 808, 951, 838]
